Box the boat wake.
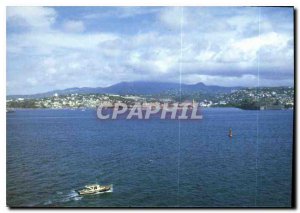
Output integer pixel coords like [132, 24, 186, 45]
[42, 190, 82, 206]
[62, 190, 83, 202]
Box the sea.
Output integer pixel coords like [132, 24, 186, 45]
[6, 108, 294, 207]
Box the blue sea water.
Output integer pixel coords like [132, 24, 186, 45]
[7, 108, 293, 207]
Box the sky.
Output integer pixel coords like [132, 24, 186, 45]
[6, 6, 294, 95]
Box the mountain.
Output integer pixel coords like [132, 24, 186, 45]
[7, 81, 241, 99]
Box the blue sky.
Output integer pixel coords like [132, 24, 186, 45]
[7, 7, 294, 95]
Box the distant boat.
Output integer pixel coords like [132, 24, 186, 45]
[76, 184, 112, 195]
[228, 128, 233, 138]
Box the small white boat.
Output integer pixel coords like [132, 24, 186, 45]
[76, 184, 112, 195]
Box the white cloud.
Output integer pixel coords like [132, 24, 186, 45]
[6, 7, 294, 94]
[83, 7, 160, 20]
[62, 20, 85, 33]
[159, 7, 182, 29]
[7, 6, 56, 31]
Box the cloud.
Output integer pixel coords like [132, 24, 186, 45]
[83, 7, 160, 20]
[6, 6, 294, 95]
[159, 7, 185, 29]
[62, 20, 85, 33]
[7, 6, 56, 31]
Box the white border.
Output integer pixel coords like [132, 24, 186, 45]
[1, 0, 298, 212]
